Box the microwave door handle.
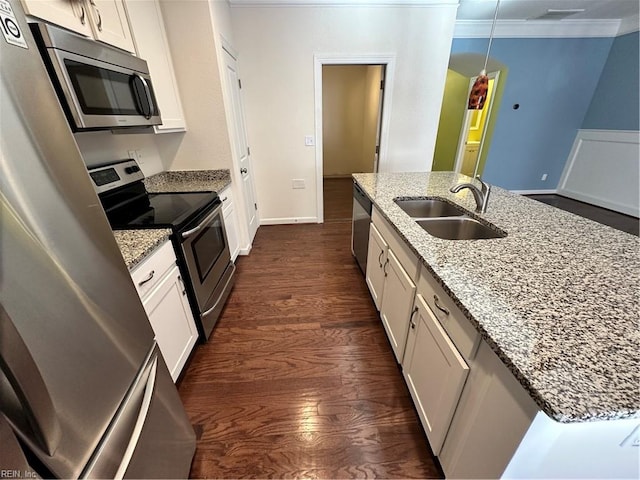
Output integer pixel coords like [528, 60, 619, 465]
[133, 74, 154, 120]
[181, 204, 222, 239]
[0, 304, 61, 456]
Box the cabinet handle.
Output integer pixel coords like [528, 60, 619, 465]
[90, 0, 102, 31]
[378, 250, 384, 268]
[383, 258, 389, 277]
[433, 294, 450, 316]
[409, 306, 418, 329]
[222, 196, 228, 202]
[240, 168, 248, 174]
[78, 1, 86, 25]
[137, 270, 155, 287]
[177, 275, 186, 296]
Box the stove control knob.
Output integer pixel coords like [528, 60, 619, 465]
[125, 166, 141, 174]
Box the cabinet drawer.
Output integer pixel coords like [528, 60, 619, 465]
[417, 267, 480, 361]
[372, 206, 419, 282]
[131, 240, 176, 299]
[219, 186, 233, 214]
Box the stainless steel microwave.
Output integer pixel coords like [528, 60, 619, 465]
[30, 23, 161, 131]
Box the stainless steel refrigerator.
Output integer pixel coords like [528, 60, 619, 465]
[0, 1, 196, 477]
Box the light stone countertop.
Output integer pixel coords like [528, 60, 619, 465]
[113, 229, 172, 270]
[144, 169, 231, 193]
[353, 172, 639, 424]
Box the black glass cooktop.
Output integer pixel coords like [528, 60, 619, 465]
[107, 191, 219, 231]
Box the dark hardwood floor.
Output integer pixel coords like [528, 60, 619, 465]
[323, 177, 354, 222]
[526, 194, 639, 236]
[178, 183, 440, 478]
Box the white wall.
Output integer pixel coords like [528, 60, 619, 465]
[75, 131, 165, 177]
[231, 5, 457, 223]
[157, 0, 234, 171]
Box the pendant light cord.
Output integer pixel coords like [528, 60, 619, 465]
[483, 0, 501, 72]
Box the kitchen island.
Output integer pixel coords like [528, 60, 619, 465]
[353, 172, 639, 478]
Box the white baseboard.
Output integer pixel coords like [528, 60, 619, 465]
[260, 217, 319, 225]
[510, 189, 558, 195]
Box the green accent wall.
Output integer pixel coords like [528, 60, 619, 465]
[433, 69, 468, 171]
[475, 68, 507, 176]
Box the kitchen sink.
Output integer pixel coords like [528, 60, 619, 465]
[416, 217, 507, 240]
[394, 198, 465, 218]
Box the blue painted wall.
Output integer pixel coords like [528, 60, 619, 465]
[582, 32, 640, 131]
[450, 37, 613, 191]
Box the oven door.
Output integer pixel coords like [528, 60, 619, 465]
[45, 49, 161, 130]
[180, 203, 232, 328]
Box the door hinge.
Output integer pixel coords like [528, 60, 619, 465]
[380, 79, 385, 90]
[375, 145, 380, 154]
[238, 78, 242, 89]
[247, 146, 250, 156]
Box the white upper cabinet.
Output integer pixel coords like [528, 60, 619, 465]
[21, 0, 93, 36]
[86, 0, 135, 53]
[124, 0, 186, 133]
[22, 0, 135, 53]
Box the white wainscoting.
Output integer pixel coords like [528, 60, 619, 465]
[558, 129, 640, 217]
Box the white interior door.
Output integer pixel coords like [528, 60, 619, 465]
[373, 66, 386, 173]
[223, 48, 258, 243]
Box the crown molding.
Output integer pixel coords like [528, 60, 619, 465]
[617, 15, 640, 36]
[229, 0, 458, 7]
[454, 19, 624, 38]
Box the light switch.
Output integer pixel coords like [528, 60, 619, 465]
[304, 135, 315, 146]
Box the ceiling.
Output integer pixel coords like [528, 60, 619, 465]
[457, 0, 640, 21]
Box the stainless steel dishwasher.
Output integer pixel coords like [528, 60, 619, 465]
[352, 181, 372, 275]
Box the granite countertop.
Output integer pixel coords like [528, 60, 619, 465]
[113, 229, 172, 270]
[353, 172, 639, 424]
[144, 169, 231, 193]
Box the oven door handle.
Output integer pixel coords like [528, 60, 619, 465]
[201, 263, 236, 318]
[181, 204, 222, 239]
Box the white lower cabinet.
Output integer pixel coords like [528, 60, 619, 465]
[439, 340, 538, 478]
[365, 223, 387, 310]
[220, 186, 240, 261]
[402, 293, 470, 456]
[379, 250, 416, 362]
[131, 240, 197, 382]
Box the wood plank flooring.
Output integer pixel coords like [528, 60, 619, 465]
[526, 194, 638, 236]
[323, 177, 354, 222]
[178, 192, 441, 478]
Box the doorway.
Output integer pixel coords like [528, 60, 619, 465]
[322, 64, 385, 221]
[453, 71, 499, 177]
[314, 55, 395, 223]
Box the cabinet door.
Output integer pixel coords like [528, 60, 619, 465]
[85, 0, 135, 53]
[365, 223, 387, 310]
[403, 294, 469, 456]
[379, 249, 416, 363]
[221, 188, 240, 262]
[21, 0, 93, 36]
[143, 265, 198, 382]
[124, 0, 186, 132]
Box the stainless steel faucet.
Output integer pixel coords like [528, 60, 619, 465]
[450, 176, 491, 213]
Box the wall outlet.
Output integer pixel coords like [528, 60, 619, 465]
[127, 150, 138, 161]
[541, 173, 548, 181]
[304, 135, 315, 146]
[292, 179, 306, 189]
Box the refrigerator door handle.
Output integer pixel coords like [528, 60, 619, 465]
[0, 303, 61, 456]
[114, 356, 158, 479]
